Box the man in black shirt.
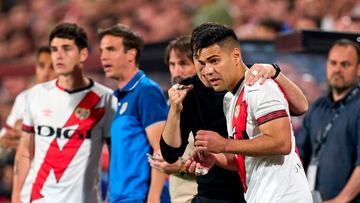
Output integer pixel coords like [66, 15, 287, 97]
[160, 36, 308, 203]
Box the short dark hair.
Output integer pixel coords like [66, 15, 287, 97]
[49, 23, 88, 50]
[97, 24, 144, 64]
[331, 39, 360, 64]
[191, 22, 238, 56]
[36, 45, 51, 58]
[164, 35, 192, 65]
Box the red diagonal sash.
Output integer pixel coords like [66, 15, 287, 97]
[30, 91, 105, 201]
[232, 88, 248, 192]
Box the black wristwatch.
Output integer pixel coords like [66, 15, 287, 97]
[271, 64, 281, 79]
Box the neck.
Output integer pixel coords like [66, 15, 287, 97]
[228, 63, 247, 92]
[332, 87, 353, 102]
[117, 67, 139, 89]
[58, 69, 89, 91]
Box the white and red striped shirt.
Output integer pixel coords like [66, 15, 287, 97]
[225, 79, 311, 203]
[21, 79, 116, 203]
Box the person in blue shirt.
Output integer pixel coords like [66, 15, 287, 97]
[297, 39, 360, 202]
[98, 24, 170, 203]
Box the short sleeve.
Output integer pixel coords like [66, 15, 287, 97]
[22, 89, 35, 134]
[138, 84, 169, 129]
[245, 80, 289, 126]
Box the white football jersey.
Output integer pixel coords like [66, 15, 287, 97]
[21, 79, 116, 203]
[226, 79, 312, 203]
[0, 89, 29, 137]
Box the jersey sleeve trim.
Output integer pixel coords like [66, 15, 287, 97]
[3, 124, 12, 130]
[22, 124, 35, 133]
[256, 109, 288, 126]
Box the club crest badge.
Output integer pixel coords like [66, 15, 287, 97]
[119, 102, 128, 115]
[75, 107, 91, 120]
[234, 105, 240, 118]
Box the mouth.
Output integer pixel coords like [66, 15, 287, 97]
[208, 78, 220, 86]
[55, 63, 64, 68]
[331, 74, 344, 81]
[103, 64, 112, 72]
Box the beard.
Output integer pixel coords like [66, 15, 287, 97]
[328, 75, 358, 95]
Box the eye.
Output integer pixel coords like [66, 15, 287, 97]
[64, 46, 72, 51]
[179, 61, 190, 68]
[210, 58, 219, 64]
[341, 62, 351, 68]
[169, 63, 175, 69]
[37, 62, 45, 69]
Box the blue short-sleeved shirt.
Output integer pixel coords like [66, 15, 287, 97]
[109, 70, 169, 203]
[296, 84, 360, 202]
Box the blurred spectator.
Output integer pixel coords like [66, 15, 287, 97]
[254, 18, 282, 40]
[294, 15, 321, 31]
[192, 0, 233, 27]
[350, 15, 360, 32]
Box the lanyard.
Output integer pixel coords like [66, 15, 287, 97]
[314, 83, 360, 157]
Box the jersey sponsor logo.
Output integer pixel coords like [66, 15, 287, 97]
[36, 125, 91, 139]
[30, 91, 105, 201]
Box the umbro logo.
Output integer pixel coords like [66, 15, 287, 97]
[42, 108, 52, 117]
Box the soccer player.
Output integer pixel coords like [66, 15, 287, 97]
[188, 23, 312, 203]
[0, 46, 56, 149]
[12, 23, 116, 203]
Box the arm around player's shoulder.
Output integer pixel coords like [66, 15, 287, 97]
[244, 79, 289, 120]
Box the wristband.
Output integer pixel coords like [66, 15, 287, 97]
[271, 64, 281, 79]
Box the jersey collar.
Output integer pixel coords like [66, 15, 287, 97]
[114, 70, 145, 98]
[231, 76, 245, 95]
[55, 79, 94, 94]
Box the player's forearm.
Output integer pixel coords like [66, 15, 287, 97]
[162, 107, 182, 148]
[334, 166, 360, 202]
[275, 73, 309, 115]
[224, 137, 290, 156]
[225, 118, 292, 156]
[12, 142, 31, 202]
[147, 168, 167, 202]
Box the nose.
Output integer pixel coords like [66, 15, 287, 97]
[331, 62, 344, 74]
[202, 64, 214, 76]
[53, 50, 63, 60]
[172, 65, 184, 78]
[100, 50, 108, 62]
